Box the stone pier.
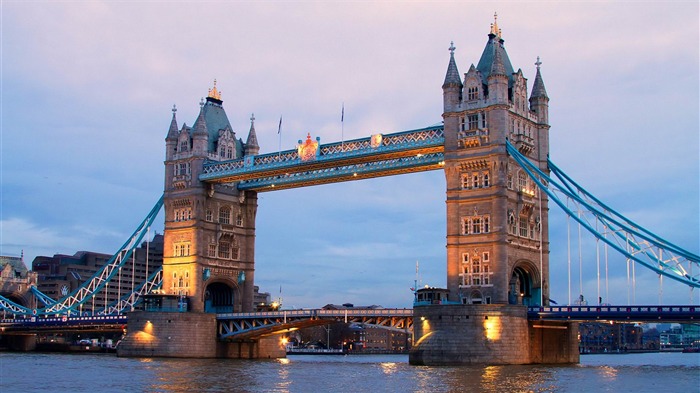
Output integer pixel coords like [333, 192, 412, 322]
[409, 304, 578, 365]
[117, 311, 285, 359]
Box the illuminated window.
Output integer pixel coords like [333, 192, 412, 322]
[518, 172, 527, 190]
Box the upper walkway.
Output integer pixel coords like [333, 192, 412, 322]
[200, 125, 445, 191]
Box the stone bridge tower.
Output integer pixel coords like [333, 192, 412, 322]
[442, 16, 551, 307]
[162, 82, 259, 313]
[410, 17, 577, 367]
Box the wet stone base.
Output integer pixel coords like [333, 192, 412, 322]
[409, 304, 578, 365]
[117, 311, 284, 359]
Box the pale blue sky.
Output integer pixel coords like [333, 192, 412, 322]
[1, 2, 698, 307]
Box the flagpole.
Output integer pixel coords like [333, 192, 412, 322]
[278, 115, 282, 158]
[341, 103, 344, 151]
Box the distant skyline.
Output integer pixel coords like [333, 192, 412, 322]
[1, 2, 698, 308]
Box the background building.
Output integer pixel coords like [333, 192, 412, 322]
[0, 255, 37, 309]
[31, 235, 163, 315]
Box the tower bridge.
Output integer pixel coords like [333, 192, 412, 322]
[2, 16, 698, 364]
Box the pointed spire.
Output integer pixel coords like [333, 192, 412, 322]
[193, 101, 208, 136]
[442, 41, 463, 89]
[490, 41, 506, 77]
[245, 113, 260, 156]
[490, 12, 502, 39]
[166, 104, 179, 140]
[531, 56, 548, 99]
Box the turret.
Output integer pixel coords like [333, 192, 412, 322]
[442, 41, 463, 112]
[165, 104, 179, 160]
[529, 57, 549, 124]
[191, 99, 209, 157]
[487, 38, 509, 104]
[245, 113, 260, 156]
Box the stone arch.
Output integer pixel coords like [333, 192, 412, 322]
[203, 279, 240, 313]
[469, 289, 483, 305]
[1, 291, 31, 308]
[508, 260, 542, 306]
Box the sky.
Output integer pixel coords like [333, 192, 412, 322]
[1, 1, 698, 309]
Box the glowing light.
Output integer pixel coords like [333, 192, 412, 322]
[483, 316, 501, 341]
[420, 316, 426, 321]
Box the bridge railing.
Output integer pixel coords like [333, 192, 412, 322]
[0, 315, 128, 328]
[528, 305, 698, 321]
[216, 308, 414, 320]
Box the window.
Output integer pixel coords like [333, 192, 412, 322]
[460, 252, 493, 287]
[173, 242, 191, 257]
[461, 171, 490, 189]
[460, 117, 466, 132]
[206, 209, 213, 222]
[462, 214, 491, 235]
[180, 140, 188, 152]
[468, 114, 479, 130]
[518, 172, 527, 190]
[507, 173, 513, 189]
[208, 244, 216, 257]
[236, 212, 243, 227]
[508, 212, 517, 234]
[519, 217, 529, 237]
[173, 208, 192, 222]
[218, 241, 230, 259]
[468, 86, 478, 100]
[472, 217, 482, 234]
[481, 113, 487, 129]
[461, 174, 470, 189]
[219, 207, 231, 224]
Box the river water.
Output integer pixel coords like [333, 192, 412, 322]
[1, 352, 698, 392]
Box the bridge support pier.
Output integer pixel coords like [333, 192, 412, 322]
[409, 304, 578, 365]
[3, 334, 37, 351]
[117, 311, 285, 359]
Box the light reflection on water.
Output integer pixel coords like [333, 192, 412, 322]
[0, 352, 698, 393]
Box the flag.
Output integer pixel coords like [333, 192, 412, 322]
[278, 116, 282, 134]
[341, 103, 344, 123]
